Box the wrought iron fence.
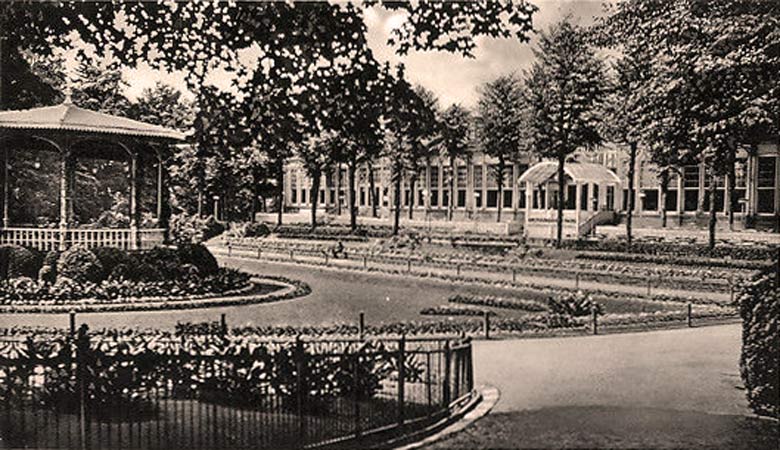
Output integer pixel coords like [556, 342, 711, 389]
[0, 326, 473, 449]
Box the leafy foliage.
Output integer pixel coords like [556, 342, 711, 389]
[56, 247, 104, 284]
[737, 267, 779, 418]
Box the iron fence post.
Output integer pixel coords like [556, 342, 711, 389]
[591, 307, 598, 335]
[687, 302, 693, 327]
[76, 325, 90, 450]
[575, 273, 580, 289]
[483, 311, 490, 340]
[397, 334, 406, 428]
[358, 312, 365, 340]
[353, 354, 361, 439]
[257, 247, 262, 259]
[220, 313, 227, 338]
[295, 336, 306, 446]
[466, 337, 474, 392]
[69, 310, 76, 337]
[443, 340, 451, 406]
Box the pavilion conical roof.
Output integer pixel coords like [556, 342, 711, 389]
[0, 100, 185, 141]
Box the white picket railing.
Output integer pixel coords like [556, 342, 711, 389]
[0, 227, 166, 251]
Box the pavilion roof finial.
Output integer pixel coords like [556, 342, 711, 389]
[62, 83, 73, 106]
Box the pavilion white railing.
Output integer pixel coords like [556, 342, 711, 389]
[0, 227, 166, 251]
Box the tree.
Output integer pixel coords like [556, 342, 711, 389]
[129, 82, 193, 131]
[298, 130, 341, 230]
[600, 0, 780, 248]
[382, 64, 438, 235]
[524, 19, 607, 246]
[439, 105, 472, 221]
[408, 85, 442, 220]
[477, 73, 526, 222]
[70, 59, 132, 115]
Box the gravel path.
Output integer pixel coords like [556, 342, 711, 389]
[428, 324, 778, 449]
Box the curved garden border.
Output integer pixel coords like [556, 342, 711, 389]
[0, 276, 311, 314]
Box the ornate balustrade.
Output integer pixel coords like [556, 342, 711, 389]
[0, 227, 166, 251]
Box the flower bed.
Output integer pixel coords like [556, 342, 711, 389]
[564, 238, 776, 261]
[420, 305, 496, 316]
[0, 276, 311, 314]
[448, 294, 547, 312]
[223, 240, 744, 292]
[0, 268, 251, 306]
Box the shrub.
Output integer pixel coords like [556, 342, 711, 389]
[170, 214, 225, 244]
[738, 268, 779, 419]
[38, 250, 60, 283]
[57, 247, 104, 283]
[236, 222, 271, 238]
[0, 245, 43, 279]
[177, 243, 219, 276]
[136, 247, 182, 280]
[548, 291, 603, 317]
[92, 247, 138, 279]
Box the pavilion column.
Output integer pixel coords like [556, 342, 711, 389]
[129, 152, 140, 250]
[59, 148, 74, 249]
[575, 182, 582, 233]
[2, 146, 8, 228]
[524, 181, 533, 236]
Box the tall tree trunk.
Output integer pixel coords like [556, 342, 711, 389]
[708, 170, 717, 250]
[348, 158, 357, 232]
[276, 161, 284, 227]
[409, 174, 416, 220]
[660, 168, 669, 228]
[448, 156, 456, 221]
[727, 146, 736, 231]
[626, 142, 637, 249]
[368, 161, 377, 218]
[392, 163, 402, 236]
[556, 153, 565, 248]
[425, 157, 431, 220]
[310, 168, 321, 231]
[496, 157, 505, 223]
[0, 37, 5, 110]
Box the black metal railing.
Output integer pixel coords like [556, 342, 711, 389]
[0, 326, 473, 449]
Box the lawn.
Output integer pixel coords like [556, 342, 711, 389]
[0, 260, 686, 332]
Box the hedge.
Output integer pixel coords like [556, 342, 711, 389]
[565, 239, 775, 261]
[737, 267, 779, 419]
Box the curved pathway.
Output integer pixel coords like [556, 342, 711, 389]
[428, 324, 778, 449]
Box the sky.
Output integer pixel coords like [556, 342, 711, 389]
[117, 0, 608, 109]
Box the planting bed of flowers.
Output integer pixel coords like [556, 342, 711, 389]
[0, 243, 312, 313]
[221, 237, 755, 293]
[420, 305, 496, 317]
[563, 238, 776, 261]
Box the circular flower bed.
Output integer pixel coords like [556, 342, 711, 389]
[0, 244, 313, 313]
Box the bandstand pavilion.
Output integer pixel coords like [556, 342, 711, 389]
[519, 160, 622, 240]
[0, 97, 185, 251]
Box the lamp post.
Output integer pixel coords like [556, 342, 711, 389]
[213, 195, 220, 221]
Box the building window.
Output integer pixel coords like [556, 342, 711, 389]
[320, 190, 325, 204]
[580, 185, 589, 211]
[457, 190, 466, 207]
[418, 190, 425, 206]
[642, 190, 658, 211]
[665, 190, 677, 212]
[291, 189, 297, 204]
[442, 190, 450, 209]
[329, 189, 336, 204]
[359, 188, 365, 206]
[518, 189, 526, 209]
[404, 189, 411, 206]
[382, 188, 389, 207]
[431, 190, 439, 207]
[503, 191, 513, 208]
[487, 190, 498, 208]
[457, 166, 468, 189]
[606, 186, 615, 211]
[566, 185, 576, 210]
[683, 165, 700, 211]
[473, 166, 483, 189]
[475, 191, 483, 208]
[301, 189, 307, 205]
[757, 156, 777, 214]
